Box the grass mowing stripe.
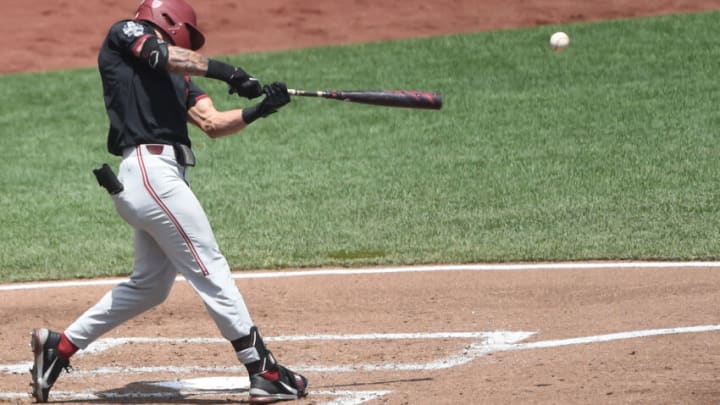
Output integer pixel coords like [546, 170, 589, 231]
[2, 11, 720, 282]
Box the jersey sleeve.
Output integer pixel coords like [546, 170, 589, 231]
[187, 78, 209, 110]
[106, 20, 157, 56]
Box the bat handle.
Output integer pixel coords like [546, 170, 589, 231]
[287, 89, 326, 97]
[288, 89, 310, 96]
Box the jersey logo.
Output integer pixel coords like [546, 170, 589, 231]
[122, 21, 146, 38]
[152, 0, 163, 8]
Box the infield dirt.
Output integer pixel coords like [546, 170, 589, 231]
[3, 0, 720, 74]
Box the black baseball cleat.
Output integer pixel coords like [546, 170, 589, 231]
[29, 328, 71, 403]
[249, 365, 308, 403]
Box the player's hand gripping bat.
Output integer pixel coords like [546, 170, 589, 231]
[287, 89, 443, 110]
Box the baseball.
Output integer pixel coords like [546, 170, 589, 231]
[549, 32, 570, 51]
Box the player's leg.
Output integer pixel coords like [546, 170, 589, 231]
[63, 229, 177, 348]
[140, 171, 255, 340]
[233, 326, 309, 402]
[31, 230, 176, 402]
[154, 189, 308, 402]
[138, 153, 308, 401]
[30, 151, 182, 402]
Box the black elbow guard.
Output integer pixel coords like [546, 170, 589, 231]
[139, 36, 169, 70]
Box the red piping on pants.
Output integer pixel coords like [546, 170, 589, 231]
[136, 146, 210, 276]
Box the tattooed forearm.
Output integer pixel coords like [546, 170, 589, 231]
[167, 46, 209, 75]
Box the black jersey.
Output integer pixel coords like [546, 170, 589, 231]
[98, 20, 207, 156]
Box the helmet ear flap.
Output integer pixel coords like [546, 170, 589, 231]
[187, 25, 205, 50]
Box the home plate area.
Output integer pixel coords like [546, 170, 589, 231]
[1, 330, 533, 404]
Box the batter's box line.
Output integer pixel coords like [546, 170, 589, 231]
[0, 331, 533, 376]
[78, 330, 530, 355]
[3, 325, 720, 376]
[84, 330, 535, 373]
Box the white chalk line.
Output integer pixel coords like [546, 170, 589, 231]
[2, 325, 719, 375]
[78, 331, 520, 355]
[2, 325, 719, 403]
[0, 388, 390, 404]
[2, 261, 719, 291]
[1, 331, 533, 374]
[508, 324, 720, 351]
[1, 330, 525, 405]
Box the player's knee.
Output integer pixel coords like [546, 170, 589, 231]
[141, 284, 173, 308]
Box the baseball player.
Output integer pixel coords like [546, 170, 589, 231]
[29, 0, 307, 403]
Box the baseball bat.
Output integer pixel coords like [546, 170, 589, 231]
[287, 89, 443, 110]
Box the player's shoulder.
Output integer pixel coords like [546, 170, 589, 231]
[107, 19, 155, 41]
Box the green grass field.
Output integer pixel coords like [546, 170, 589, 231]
[2, 12, 720, 282]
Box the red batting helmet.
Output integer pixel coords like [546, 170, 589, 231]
[134, 0, 205, 50]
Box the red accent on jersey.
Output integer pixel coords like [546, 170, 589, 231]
[132, 34, 153, 57]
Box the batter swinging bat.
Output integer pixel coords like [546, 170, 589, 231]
[287, 89, 443, 110]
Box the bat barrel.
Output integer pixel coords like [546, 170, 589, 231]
[288, 89, 442, 110]
[341, 90, 442, 110]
